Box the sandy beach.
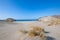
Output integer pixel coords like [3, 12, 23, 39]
[0, 21, 60, 40]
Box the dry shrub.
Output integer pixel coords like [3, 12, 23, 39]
[28, 26, 46, 40]
[20, 26, 46, 40]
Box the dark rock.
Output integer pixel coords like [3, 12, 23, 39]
[6, 18, 15, 22]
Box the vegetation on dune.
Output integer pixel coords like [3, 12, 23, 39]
[20, 26, 46, 40]
[48, 18, 60, 26]
[38, 16, 60, 26]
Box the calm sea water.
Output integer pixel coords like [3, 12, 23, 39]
[15, 19, 37, 22]
[15, 20, 37, 22]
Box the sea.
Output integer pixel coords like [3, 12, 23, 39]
[14, 19, 37, 22]
[15, 20, 37, 23]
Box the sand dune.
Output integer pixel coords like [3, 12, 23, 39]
[0, 21, 60, 40]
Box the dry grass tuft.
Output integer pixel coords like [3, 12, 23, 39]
[28, 26, 46, 40]
[20, 26, 46, 40]
[48, 19, 60, 26]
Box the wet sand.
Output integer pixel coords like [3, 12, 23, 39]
[0, 21, 60, 40]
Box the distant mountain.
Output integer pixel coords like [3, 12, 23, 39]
[52, 15, 60, 19]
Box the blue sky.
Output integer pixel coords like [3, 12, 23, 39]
[0, 0, 60, 19]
